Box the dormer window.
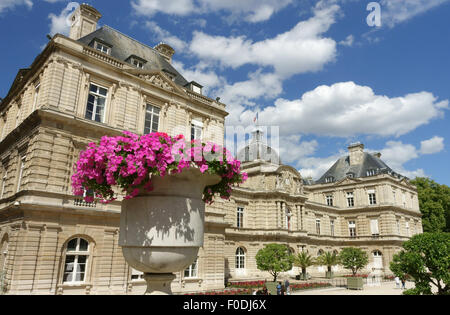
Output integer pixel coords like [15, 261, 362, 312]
[94, 41, 111, 54]
[347, 172, 354, 178]
[126, 55, 147, 69]
[88, 39, 112, 55]
[325, 176, 334, 183]
[185, 81, 203, 95]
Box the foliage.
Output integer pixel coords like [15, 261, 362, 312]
[72, 131, 247, 204]
[338, 247, 369, 276]
[410, 177, 449, 232]
[316, 251, 339, 273]
[293, 251, 315, 278]
[289, 282, 332, 291]
[255, 244, 293, 282]
[227, 280, 266, 289]
[390, 232, 450, 295]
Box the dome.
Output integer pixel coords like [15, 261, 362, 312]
[237, 128, 280, 164]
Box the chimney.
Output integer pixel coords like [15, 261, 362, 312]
[348, 142, 365, 166]
[69, 4, 102, 41]
[154, 42, 175, 64]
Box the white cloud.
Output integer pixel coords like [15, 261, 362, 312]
[339, 34, 354, 47]
[131, 0, 293, 22]
[0, 0, 32, 13]
[381, 0, 450, 28]
[189, 3, 339, 78]
[420, 136, 445, 155]
[244, 81, 448, 137]
[48, 2, 80, 36]
[145, 21, 188, 51]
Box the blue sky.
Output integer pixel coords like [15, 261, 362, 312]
[0, 0, 449, 185]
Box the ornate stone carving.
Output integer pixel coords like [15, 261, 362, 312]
[139, 74, 174, 92]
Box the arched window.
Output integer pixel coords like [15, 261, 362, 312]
[235, 247, 245, 270]
[63, 237, 90, 284]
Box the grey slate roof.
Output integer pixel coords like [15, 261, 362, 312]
[77, 26, 189, 87]
[314, 152, 402, 184]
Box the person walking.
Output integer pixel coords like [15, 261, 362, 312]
[395, 276, 400, 289]
[284, 279, 290, 295]
[401, 277, 406, 290]
[276, 282, 282, 295]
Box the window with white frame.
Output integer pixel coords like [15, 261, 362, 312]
[94, 41, 111, 54]
[85, 83, 108, 123]
[184, 258, 198, 278]
[237, 207, 244, 229]
[315, 219, 321, 235]
[191, 119, 203, 141]
[330, 219, 335, 237]
[132, 58, 145, 69]
[405, 221, 410, 237]
[396, 219, 401, 235]
[235, 247, 245, 270]
[63, 238, 90, 284]
[370, 219, 380, 236]
[348, 221, 356, 238]
[326, 195, 333, 207]
[130, 268, 144, 281]
[144, 104, 160, 134]
[347, 192, 355, 207]
[32, 82, 40, 112]
[325, 176, 334, 183]
[368, 189, 377, 205]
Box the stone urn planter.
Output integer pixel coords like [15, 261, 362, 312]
[346, 277, 364, 290]
[119, 168, 221, 295]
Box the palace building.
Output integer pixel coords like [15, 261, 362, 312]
[0, 5, 422, 295]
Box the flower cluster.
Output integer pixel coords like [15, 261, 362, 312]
[343, 274, 369, 278]
[227, 280, 266, 289]
[72, 131, 248, 204]
[289, 282, 332, 291]
[185, 288, 252, 295]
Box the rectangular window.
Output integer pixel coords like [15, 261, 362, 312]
[392, 189, 396, 204]
[405, 221, 410, 237]
[85, 84, 108, 123]
[237, 207, 244, 229]
[349, 221, 356, 238]
[326, 195, 333, 207]
[396, 219, 401, 235]
[16, 155, 26, 193]
[144, 105, 160, 134]
[347, 192, 354, 207]
[368, 189, 377, 205]
[191, 120, 203, 141]
[370, 219, 380, 236]
[184, 259, 198, 278]
[330, 220, 335, 237]
[131, 268, 144, 281]
[132, 59, 144, 69]
[316, 219, 321, 235]
[95, 42, 110, 54]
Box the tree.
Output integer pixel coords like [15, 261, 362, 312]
[410, 178, 449, 232]
[390, 232, 450, 295]
[316, 251, 339, 277]
[255, 244, 293, 282]
[338, 247, 369, 276]
[293, 251, 315, 280]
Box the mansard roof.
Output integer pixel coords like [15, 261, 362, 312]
[77, 26, 189, 87]
[315, 152, 405, 184]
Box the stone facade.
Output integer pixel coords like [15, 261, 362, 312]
[0, 5, 422, 295]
